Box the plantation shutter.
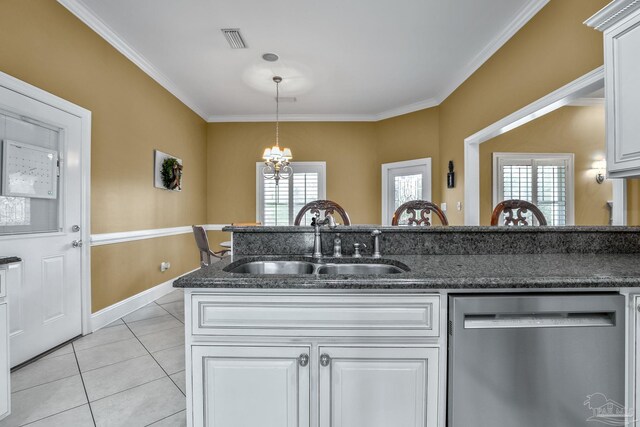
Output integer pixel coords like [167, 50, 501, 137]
[495, 154, 572, 226]
[257, 162, 325, 226]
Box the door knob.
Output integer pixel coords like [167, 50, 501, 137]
[71, 240, 83, 248]
[71, 225, 80, 232]
[298, 353, 309, 367]
[320, 353, 331, 367]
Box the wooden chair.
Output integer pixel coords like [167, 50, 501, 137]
[294, 200, 351, 226]
[192, 225, 230, 267]
[391, 200, 449, 226]
[490, 200, 547, 226]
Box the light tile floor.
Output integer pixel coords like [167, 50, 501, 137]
[0, 290, 187, 427]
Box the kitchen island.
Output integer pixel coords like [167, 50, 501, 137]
[175, 226, 640, 427]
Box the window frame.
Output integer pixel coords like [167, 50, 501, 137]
[492, 152, 575, 226]
[256, 161, 327, 225]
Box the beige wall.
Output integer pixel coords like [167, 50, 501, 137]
[479, 105, 610, 225]
[207, 122, 380, 229]
[206, 108, 441, 235]
[376, 108, 442, 208]
[0, 0, 208, 311]
[439, 0, 609, 225]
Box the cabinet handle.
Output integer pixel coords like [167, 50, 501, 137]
[320, 353, 331, 367]
[298, 353, 309, 367]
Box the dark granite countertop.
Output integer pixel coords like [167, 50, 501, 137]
[174, 253, 640, 290]
[0, 256, 21, 266]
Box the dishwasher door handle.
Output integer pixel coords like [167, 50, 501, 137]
[463, 311, 616, 329]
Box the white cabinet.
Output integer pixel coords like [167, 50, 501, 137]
[587, 1, 640, 178]
[186, 291, 443, 427]
[0, 303, 8, 421]
[318, 346, 438, 427]
[191, 345, 310, 427]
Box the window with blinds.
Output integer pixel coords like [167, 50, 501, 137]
[493, 153, 574, 226]
[257, 162, 326, 226]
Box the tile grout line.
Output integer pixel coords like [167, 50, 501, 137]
[143, 408, 185, 426]
[79, 352, 151, 375]
[10, 370, 80, 395]
[157, 303, 185, 324]
[18, 403, 89, 427]
[121, 321, 186, 399]
[71, 343, 98, 427]
[87, 376, 168, 405]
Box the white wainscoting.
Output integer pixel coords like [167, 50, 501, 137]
[90, 224, 229, 246]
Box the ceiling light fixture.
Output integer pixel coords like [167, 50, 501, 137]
[262, 76, 292, 185]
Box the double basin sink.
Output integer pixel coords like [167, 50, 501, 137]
[224, 259, 409, 275]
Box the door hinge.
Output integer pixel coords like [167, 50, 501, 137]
[448, 320, 453, 336]
[56, 159, 61, 177]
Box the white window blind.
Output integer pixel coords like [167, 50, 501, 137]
[257, 162, 326, 226]
[493, 153, 574, 226]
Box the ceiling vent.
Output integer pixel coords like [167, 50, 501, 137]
[221, 29, 247, 49]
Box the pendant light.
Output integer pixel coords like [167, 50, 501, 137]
[262, 76, 293, 185]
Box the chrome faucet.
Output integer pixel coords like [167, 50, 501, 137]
[312, 214, 337, 258]
[371, 229, 382, 258]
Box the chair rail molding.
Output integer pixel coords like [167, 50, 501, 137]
[91, 224, 229, 246]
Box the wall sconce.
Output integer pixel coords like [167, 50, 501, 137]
[593, 159, 606, 184]
[447, 161, 455, 188]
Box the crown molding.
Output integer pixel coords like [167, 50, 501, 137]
[59, 0, 548, 123]
[435, 0, 549, 104]
[207, 113, 380, 122]
[585, 0, 640, 31]
[373, 98, 439, 121]
[57, 0, 208, 120]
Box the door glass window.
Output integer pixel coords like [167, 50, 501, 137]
[0, 113, 60, 235]
[394, 174, 423, 224]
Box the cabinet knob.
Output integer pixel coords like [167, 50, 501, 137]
[298, 353, 309, 367]
[320, 353, 331, 367]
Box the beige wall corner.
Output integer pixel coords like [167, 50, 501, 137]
[0, 0, 208, 313]
[439, 0, 609, 225]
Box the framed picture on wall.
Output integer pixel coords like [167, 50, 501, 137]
[154, 149, 183, 191]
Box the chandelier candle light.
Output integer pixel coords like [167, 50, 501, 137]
[262, 76, 293, 185]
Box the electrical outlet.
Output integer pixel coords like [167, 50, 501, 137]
[160, 261, 171, 272]
[441, 202, 447, 211]
[457, 202, 462, 211]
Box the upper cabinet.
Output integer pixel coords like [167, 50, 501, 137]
[587, 1, 640, 178]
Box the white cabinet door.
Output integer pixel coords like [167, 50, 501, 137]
[318, 346, 439, 427]
[191, 345, 310, 427]
[0, 303, 9, 420]
[605, 9, 640, 177]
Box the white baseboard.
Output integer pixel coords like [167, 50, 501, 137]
[90, 268, 197, 332]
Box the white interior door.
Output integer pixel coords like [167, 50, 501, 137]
[318, 346, 439, 427]
[0, 86, 84, 367]
[382, 158, 432, 225]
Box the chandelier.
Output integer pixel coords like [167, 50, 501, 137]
[262, 76, 293, 185]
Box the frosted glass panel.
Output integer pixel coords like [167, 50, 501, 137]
[394, 174, 423, 223]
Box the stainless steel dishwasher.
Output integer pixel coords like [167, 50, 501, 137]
[448, 294, 625, 427]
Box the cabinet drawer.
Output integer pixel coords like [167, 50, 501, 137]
[191, 294, 440, 337]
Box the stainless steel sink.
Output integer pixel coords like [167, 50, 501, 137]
[316, 263, 406, 275]
[227, 261, 315, 275]
[226, 259, 409, 275]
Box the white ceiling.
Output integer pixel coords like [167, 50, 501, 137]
[59, 0, 548, 121]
